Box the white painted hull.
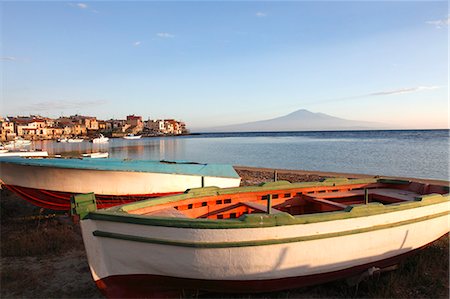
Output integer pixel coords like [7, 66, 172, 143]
[67, 139, 84, 143]
[4, 140, 32, 149]
[92, 135, 109, 143]
[81, 200, 449, 285]
[0, 151, 49, 157]
[92, 139, 109, 144]
[0, 163, 241, 196]
[82, 152, 109, 158]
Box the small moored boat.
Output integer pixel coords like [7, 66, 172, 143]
[91, 134, 109, 144]
[73, 178, 449, 298]
[82, 152, 109, 159]
[3, 137, 32, 149]
[0, 150, 49, 158]
[0, 157, 241, 210]
[67, 138, 84, 143]
[123, 134, 142, 140]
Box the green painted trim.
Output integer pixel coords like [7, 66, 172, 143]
[92, 211, 449, 248]
[71, 193, 97, 220]
[377, 179, 411, 185]
[87, 194, 449, 229]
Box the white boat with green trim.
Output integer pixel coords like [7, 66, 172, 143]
[73, 178, 450, 298]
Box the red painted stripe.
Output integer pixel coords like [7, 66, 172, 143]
[2, 185, 182, 210]
[94, 242, 435, 299]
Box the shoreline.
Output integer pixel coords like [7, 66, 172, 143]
[234, 165, 450, 186]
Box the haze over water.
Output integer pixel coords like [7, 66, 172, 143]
[34, 130, 449, 181]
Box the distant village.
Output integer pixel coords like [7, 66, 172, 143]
[0, 114, 188, 141]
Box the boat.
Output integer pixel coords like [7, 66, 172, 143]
[0, 157, 241, 210]
[0, 150, 49, 158]
[123, 134, 142, 140]
[67, 138, 84, 143]
[72, 178, 449, 298]
[91, 134, 109, 144]
[82, 152, 109, 158]
[3, 137, 32, 149]
[57, 138, 68, 143]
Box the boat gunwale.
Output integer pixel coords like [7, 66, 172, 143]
[0, 158, 241, 179]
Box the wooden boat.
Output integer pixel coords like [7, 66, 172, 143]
[123, 134, 142, 140]
[0, 157, 241, 210]
[91, 134, 109, 144]
[73, 178, 449, 298]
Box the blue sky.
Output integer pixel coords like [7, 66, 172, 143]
[1, 1, 448, 129]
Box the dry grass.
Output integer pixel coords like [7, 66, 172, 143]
[1, 189, 83, 257]
[1, 220, 82, 257]
[0, 189, 101, 298]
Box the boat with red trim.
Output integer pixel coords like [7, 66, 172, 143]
[73, 178, 449, 298]
[0, 157, 241, 210]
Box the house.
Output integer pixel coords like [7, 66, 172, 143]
[146, 119, 165, 134]
[12, 116, 47, 140]
[0, 118, 16, 141]
[164, 119, 183, 135]
[126, 115, 144, 134]
[70, 115, 98, 131]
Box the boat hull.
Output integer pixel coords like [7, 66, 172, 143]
[0, 151, 48, 157]
[93, 240, 442, 298]
[0, 161, 241, 210]
[80, 200, 449, 297]
[123, 135, 142, 140]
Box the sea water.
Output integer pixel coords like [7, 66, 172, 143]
[33, 130, 449, 180]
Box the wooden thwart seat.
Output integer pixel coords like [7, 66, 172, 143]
[369, 189, 419, 202]
[241, 201, 284, 214]
[302, 195, 348, 209]
[312, 188, 419, 202]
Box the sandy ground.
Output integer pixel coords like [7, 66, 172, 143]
[0, 167, 448, 299]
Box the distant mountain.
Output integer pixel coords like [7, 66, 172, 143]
[200, 109, 387, 132]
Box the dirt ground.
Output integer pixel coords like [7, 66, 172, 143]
[0, 167, 448, 298]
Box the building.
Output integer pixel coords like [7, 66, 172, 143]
[70, 115, 98, 131]
[126, 115, 144, 134]
[0, 118, 16, 141]
[164, 119, 183, 135]
[1, 114, 188, 140]
[126, 115, 143, 127]
[145, 119, 186, 135]
[11, 116, 47, 140]
[146, 119, 165, 134]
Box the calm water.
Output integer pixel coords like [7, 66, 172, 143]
[32, 130, 449, 181]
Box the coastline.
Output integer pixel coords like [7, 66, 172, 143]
[234, 165, 450, 186]
[1, 166, 448, 298]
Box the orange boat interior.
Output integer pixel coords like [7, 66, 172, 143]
[127, 181, 448, 220]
